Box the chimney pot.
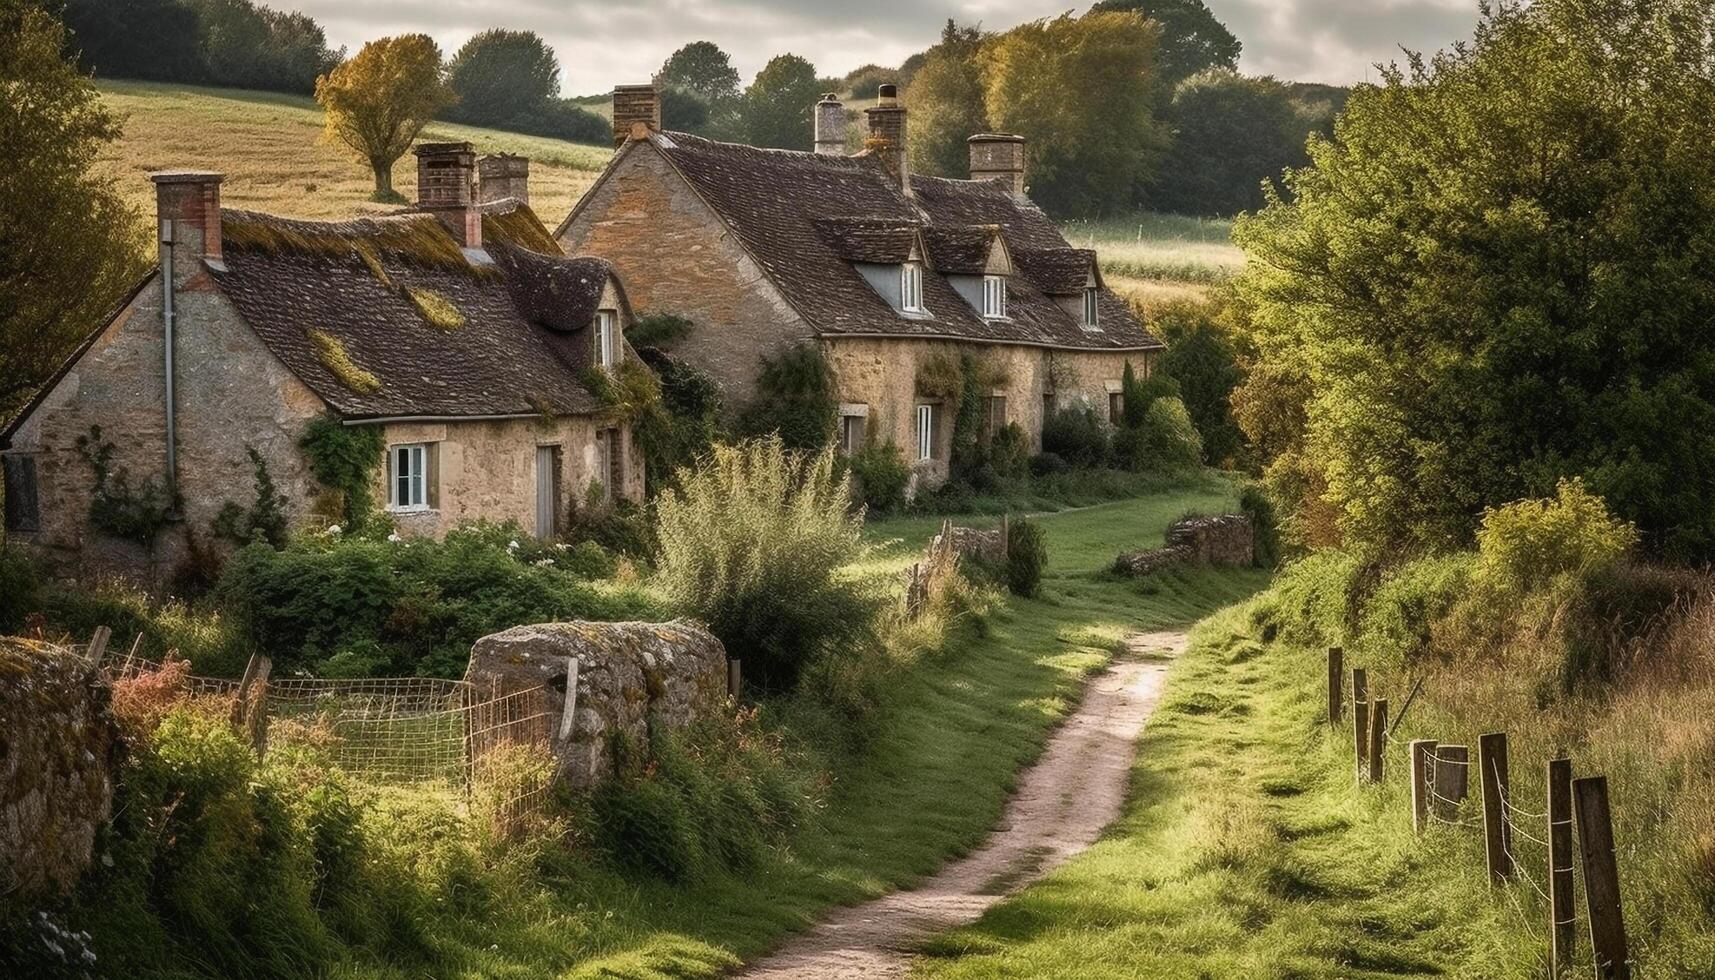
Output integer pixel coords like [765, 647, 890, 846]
[865, 95, 910, 194]
[150, 170, 226, 263]
[478, 153, 530, 205]
[877, 83, 899, 104]
[613, 84, 660, 146]
[968, 133, 1026, 196]
[814, 93, 846, 156]
[413, 142, 480, 248]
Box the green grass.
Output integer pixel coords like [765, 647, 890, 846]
[909, 602, 1538, 979]
[326, 481, 1267, 978]
[1062, 213, 1245, 285]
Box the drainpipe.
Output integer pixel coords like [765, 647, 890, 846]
[160, 217, 178, 509]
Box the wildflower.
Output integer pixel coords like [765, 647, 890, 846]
[387, 532, 402, 543]
[533, 558, 555, 568]
[507, 539, 520, 551]
[325, 524, 343, 536]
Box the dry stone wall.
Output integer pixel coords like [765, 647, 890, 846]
[465, 619, 727, 790]
[1114, 514, 1255, 577]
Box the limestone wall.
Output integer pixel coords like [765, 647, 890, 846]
[0, 638, 118, 899]
[1114, 514, 1255, 576]
[465, 619, 728, 789]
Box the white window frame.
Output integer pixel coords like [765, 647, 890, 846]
[388, 443, 430, 512]
[915, 404, 935, 461]
[1083, 287, 1100, 329]
[982, 274, 1008, 320]
[901, 262, 926, 314]
[595, 310, 619, 368]
[840, 414, 866, 455]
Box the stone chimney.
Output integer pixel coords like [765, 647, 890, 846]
[414, 142, 480, 248]
[150, 170, 226, 264]
[478, 154, 530, 205]
[814, 93, 846, 156]
[969, 134, 1026, 196]
[865, 83, 909, 193]
[613, 84, 660, 146]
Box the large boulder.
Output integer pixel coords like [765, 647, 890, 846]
[0, 637, 118, 898]
[464, 619, 728, 790]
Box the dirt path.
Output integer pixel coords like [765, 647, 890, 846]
[735, 629, 1187, 979]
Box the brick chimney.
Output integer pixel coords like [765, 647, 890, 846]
[613, 84, 660, 146]
[969, 134, 1026, 196]
[478, 154, 530, 205]
[150, 170, 226, 264]
[864, 84, 909, 193]
[814, 93, 846, 156]
[414, 142, 480, 248]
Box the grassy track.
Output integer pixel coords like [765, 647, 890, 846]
[910, 602, 1526, 979]
[333, 484, 1268, 978]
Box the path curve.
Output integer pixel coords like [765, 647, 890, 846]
[735, 630, 1187, 979]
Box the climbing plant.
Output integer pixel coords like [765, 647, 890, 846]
[738, 343, 838, 451]
[298, 415, 385, 529]
[213, 446, 289, 548]
[76, 425, 174, 551]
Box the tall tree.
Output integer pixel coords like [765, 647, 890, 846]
[904, 20, 988, 178]
[741, 53, 820, 150]
[0, 1, 147, 423]
[315, 35, 453, 201]
[61, 0, 208, 82]
[445, 28, 560, 127]
[1233, 0, 1715, 560]
[1153, 70, 1311, 216]
[980, 12, 1166, 217]
[657, 40, 741, 105]
[1090, 0, 1240, 87]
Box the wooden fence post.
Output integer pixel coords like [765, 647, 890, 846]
[1574, 775, 1629, 980]
[1433, 745, 1470, 819]
[1548, 758, 1576, 978]
[1000, 513, 1011, 555]
[1410, 739, 1438, 832]
[1367, 697, 1388, 784]
[246, 656, 272, 758]
[231, 652, 264, 727]
[728, 658, 742, 700]
[1327, 647, 1344, 725]
[85, 625, 111, 665]
[1352, 668, 1369, 781]
[1479, 731, 1514, 884]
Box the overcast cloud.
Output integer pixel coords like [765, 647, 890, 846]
[287, 0, 1484, 95]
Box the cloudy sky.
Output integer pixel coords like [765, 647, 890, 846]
[289, 0, 1484, 96]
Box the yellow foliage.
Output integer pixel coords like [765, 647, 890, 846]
[405, 286, 465, 331]
[307, 329, 380, 394]
[314, 35, 454, 199]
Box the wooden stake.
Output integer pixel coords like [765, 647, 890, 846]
[85, 625, 111, 665]
[728, 658, 742, 700]
[1327, 647, 1344, 725]
[231, 652, 264, 727]
[1433, 745, 1470, 820]
[1575, 775, 1629, 980]
[1548, 759, 1576, 978]
[246, 656, 272, 757]
[1479, 731, 1514, 884]
[1352, 667, 1369, 781]
[1367, 697, 1388, 784]
[1410, 739, 1438, 832]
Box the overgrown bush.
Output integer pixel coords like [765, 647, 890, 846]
[1357, 553, 1475, 663]
[989, 422, 1031, 478]
[298, 415, 386, 531]
[849, 440, 911, 513]
[1474, 478, 1638, 597]
[1040, 404, 1110, 468]
[1005, 518, 1048, 598]
[0, 548, 41, 634]
[737, 344, 838, 451]
[1252, 549, 1367, 648]
[1139, 396, 1204, 469]
[653, 438, 881, 690]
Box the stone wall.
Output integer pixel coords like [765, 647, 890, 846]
[0, 638, 118, 899]
[1114, 514, 1255, 577]
[928, 519, 1008, 565]
[465, 619, 728, 790]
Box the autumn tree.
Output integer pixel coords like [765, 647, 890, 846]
[904, 20, 988, 179]
[315, 35, 453, 201]
[740, 53, 820, 150]
[1, 1, 147, 423]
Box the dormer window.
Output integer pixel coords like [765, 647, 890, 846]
[982, 275, 1008, 320]
[595, 309, 618, 368]
[901, 262, 926, 314]
[1082, 287, 1100, 330]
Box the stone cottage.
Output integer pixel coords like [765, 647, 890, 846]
[2, 143, 644, 579]
[557, 84, 1163, 489]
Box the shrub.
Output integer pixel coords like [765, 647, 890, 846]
[1139, 396, 1204, 470]
[0, 549, 41, 634]
[849, 440, 911, 513]
[565, 494, 654, 558]
[1239, 484, 1281, 568]
[1254, 549, 1367, 647]
[1040, 404, 1110, 468]
[1029, 451, 1068, 477]
[989, 422, 1031, 478]
[737, 344, 838, 451]
[1357, 553, 1475, 663]
[653, 438, 881, 690]
[299, 415, 386, 530]
[1005, 518, 1048, 598]
[1474, 478, 1638, 597]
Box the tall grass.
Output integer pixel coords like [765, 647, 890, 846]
[1061, 213, 1245, 284]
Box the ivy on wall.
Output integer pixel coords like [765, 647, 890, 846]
[298, 415, 385, 529]
[76, 425, 174, 551]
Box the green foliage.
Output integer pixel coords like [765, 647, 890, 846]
[948, 355, 993, 489]
[634, 348, 723, 496]
[1251, 548, 1365, 649]
[843, 64, 900, 100]
[1153, 70, 1315, 217]
[76, 426, 174, 551]
[849, 439, 911, 513]
[1238, 484, 1280, 568]
[1154, 299, 1246, 465]
[1005, 517, 1048, 598]
[565, 495, 655, 558]
[1356, 552, 1475, 662]
[653, 438, 879, 690]
[315, 34, 454, 199]
[1473, 478, 1638, 598]
[658, 41, 743, 106]
[989, 422, 1031, 479]
[1138, 397, 1203, 470]
[298, 415, 385, 530]
[64, 0, 341, 95]
[738, 343, 838, 451]
[627, 312, 696, 350]
[741, 53, 821, 150]
[904, 21, 990, 179]
[1041, 404, 1111, 468]
[1233, 0, 1715, 561]
[0, 548, 41, 634]
[1089, 0, 1241, 87]
[213, 446, 289, 549]
[445, 29, 560, 128]
[0, 5, 147, 424]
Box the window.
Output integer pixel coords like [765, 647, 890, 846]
[901, 262, 925, 313]
[3, 455, 40, 532]
[840, 414, 866, 455]
[1083, 287, 1100, 329]
[388, 444, 430, 511]
[982, 275, 1008, 319]
[915, 404, 936, 461]
[984, 395, 1008, 441]
[1109, 391, 1124, 424]
[595, 310, 618, 368]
